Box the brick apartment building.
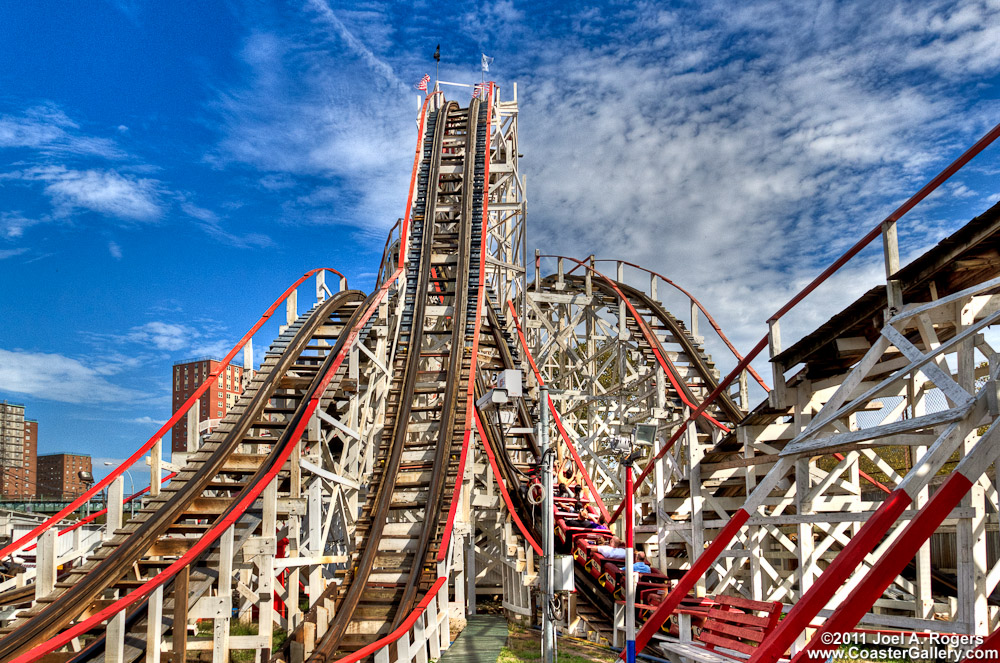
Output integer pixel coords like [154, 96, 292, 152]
[171, 358, 251, 453]
[0, 401, 37, 499]
[36, 453, 92, 500]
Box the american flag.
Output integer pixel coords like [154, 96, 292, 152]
[415, 74, 430, 91]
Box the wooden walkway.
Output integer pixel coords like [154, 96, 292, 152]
[438, 615, 508, 663]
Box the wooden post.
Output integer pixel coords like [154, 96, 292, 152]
[244, 339, 253, 372]
[882, 220, 903, 312]
[150, 437, 162, 497]
[146, 585, 164, 663]
[286, 289, 298, 327]
[308, 480, 323, 605]
[35, 528, 57, 600]
[258, 481, 278, 662]
[107, 602, 127, 663]
[768, 319, 787, 409]
[172, 566, 190, 663]
[186, 406, 199, 453]
[107, 476, 124, 541]
[316, 270, 326, 303]
[213, 525, 234, 663]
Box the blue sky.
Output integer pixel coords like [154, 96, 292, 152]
[1, 0, 998, 485]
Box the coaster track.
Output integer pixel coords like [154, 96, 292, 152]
[0, 289, 371, 661]
[3, 92, 1000, 663]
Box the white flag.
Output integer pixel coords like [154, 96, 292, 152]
[481, 53, 494, 72]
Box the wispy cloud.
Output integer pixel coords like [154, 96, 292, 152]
[0, 247, 29, 260]
[0, 348, 142, 404]
[5, 165, 163, 221]
[124, 321, 200, 352]
[179, 199, 273, 248]
[207, 5, 417, 235]
[490, 0, 1000, 365]
[125, 415, 164, 425]
[0, 212, 48, 239]
[0, 104, 124, 159]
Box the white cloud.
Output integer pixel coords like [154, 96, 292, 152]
[0, 247, 28, 260]
[125, 416, 164, 425]
[179, 199, 274, 248]
[125, 321, 198, 352]
[0, 104, 124, 158]
[0, 349, 141, 404]
[208, 8, 415, 235]
[6, 166, 163, 221]
[108, 240, 122, 259]
[0, 212, 47, 239]
[490, 0, 1000, 367]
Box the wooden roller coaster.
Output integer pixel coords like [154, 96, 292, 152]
[2, 86, 1000, 663]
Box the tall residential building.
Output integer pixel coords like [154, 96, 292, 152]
[0, 401, 36, 499]
[36, 453, 91, 500]
[171, 358, 251, 453]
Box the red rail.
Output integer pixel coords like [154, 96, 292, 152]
[536, 255, 731, 434]
[12, 269, 399, 663]
[332, 576, 448, 663]
[475, 409, 544, 556]
[0, 267, 347, 563]
[590, 258, 770, 392]
[24, 472, 178, 552]
[439, 83, 495, 560]
[507, 300, 612, 524]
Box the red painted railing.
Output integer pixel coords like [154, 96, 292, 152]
[12, 270, 397, 663]
[439, 83, 494, 561]
[333, 576, 448, 663]
[0, 267, 347, 563]
[24, 472, 177, 552]
[587, 258, 771, 392]
[475, 410, 543, 555]
[536, 255, 732, 434]
[507, 300, 612, 524]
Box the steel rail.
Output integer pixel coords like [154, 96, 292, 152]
[9, 286, 382, 663]
[438, 83, 496, 561]
[576, 258, 770, 391]
[313, 102, 454, 659]
[2, 289, 364, 659]
[0, 267, 348, 563]
[536, 255, 731, 434]
[392, 97, 482, 625]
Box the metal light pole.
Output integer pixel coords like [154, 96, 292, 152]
[625, 424, 655, 663]
[540, 383, 556, 663]
[624, 455, 636, 663]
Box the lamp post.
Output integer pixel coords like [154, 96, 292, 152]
[104, 462, 136, 517]
[77, 471, 94, 519]
[623, 423, 656, 663]
[624, 455, 635, 663]
[540, 383, 556, 663]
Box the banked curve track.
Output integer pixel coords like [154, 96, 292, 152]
[0, 288, 372, 662]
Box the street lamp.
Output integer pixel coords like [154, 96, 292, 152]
[613, 423, 656, 663]
[104, 462, 136, 518]
[77, 471, 94, 518]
